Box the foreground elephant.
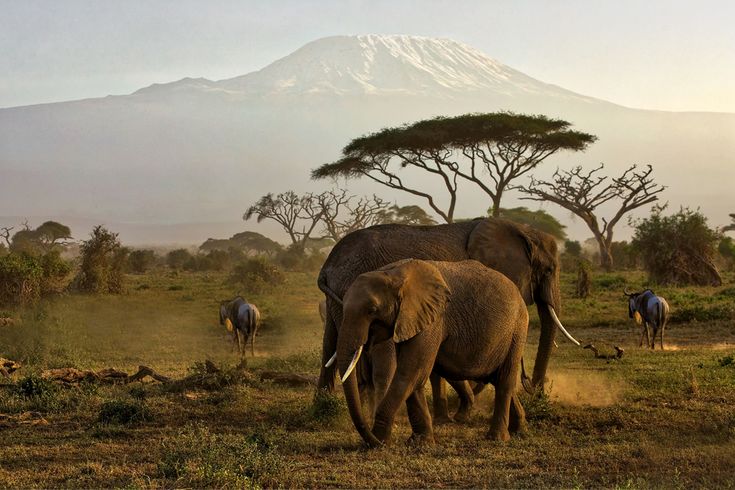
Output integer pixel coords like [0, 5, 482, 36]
[318, 218, 578, 405]
[338, 259, 529, 446]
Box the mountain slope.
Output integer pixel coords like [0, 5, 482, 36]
[0, 35, 733, 244]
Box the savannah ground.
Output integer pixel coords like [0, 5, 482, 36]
[1, 269, 734, 488]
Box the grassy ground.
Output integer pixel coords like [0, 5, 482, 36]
[0, 268, 734, 488]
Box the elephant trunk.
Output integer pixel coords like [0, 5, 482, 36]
[532, 269, 564, 389]
[337, 324, 380, 447]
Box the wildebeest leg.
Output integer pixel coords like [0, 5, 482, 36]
[644, 322, 652, 349]
[639, 322, 648, 348]
[660, 324, 665, 350]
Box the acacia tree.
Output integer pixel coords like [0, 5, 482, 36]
[376, 204, 437, 225]
[723, 213, 735, 233]
[521, 164, 665, 270]
[312, 112, 596, 222]
[495, 207, 567, 240]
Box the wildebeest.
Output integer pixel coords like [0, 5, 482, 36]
[624, 288, 670, 349]
[219, 297, 261, 357]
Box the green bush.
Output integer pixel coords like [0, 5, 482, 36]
[166, 249, 193, 269]
[594, 273, 627, 290]
[310, 390, 346, 425]
[75, 226, 128, 294]
[128, 249, 158, 273]
[0, 253, 43, 305]
[98, 399, 152, 425]
[229, 257, 285, 292]
[631, 206, 722, 285]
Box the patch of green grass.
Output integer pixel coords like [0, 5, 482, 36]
[157, 423, 284, 488]
[98, 399, 152, 425]
[310, 389, 346, 425]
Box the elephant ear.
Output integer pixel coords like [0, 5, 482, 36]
[386, 260, 451, 343]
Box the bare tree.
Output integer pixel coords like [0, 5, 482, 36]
[0, 227, 12, 247]
[244, 191, 324, 251]
[317, 189, 389, 241]
[521, 164, 665, 270]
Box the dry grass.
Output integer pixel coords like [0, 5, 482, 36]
[0, 269, 734, 488]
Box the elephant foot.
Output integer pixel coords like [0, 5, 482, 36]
[486, 427, 511, 442]
[508, 419, 528, 436]
[433, 414, 454, 425]
[406, 432, 435, 447]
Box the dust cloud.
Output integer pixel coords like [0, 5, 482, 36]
[545, 370, 625, 407]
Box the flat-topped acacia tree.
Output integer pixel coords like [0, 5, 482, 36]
[312, 112, 597, 222]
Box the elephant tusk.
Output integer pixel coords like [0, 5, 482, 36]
[324, 351, 337, 368]
[340, 345, 363, 383]
[548, 306, 581, 346]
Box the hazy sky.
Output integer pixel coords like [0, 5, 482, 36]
[1, 0, 734, 111]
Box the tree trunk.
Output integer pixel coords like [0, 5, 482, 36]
[596, 237, 614, 271]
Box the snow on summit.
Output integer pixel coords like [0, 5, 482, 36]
[217, 35, 574, 98]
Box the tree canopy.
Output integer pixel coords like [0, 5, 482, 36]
[313, 112, 597, 221]
[495, 206, 566, 240]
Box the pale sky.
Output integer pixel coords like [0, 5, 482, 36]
[1, 0, 734, 112]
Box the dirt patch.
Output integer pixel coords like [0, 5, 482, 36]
[546, 370, 625, 407]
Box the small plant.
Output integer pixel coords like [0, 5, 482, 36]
[98, 399, 151, 425]
[718, 355, 734, 367]
[15, 374, 56, 399]
[229, 257, 285, 293]
[310, 389, 346, 424]
[521, 388, 555, 422]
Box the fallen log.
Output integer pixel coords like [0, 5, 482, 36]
[1, 358, 21, 378]
[583, 344, 624, 360]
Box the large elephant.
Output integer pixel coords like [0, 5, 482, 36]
[318, 218, 578, 403]
[337, 259, 529, 446]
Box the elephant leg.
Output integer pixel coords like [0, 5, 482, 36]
[447, 379, 474, 423]
[487, 339, 524, 442]
[373, 342, 437, 445]
[508, 395, 528, 435]
[317, 313, 339, 393]
[430, 372, 452, 424]
[405, 385, 434, 446]
[370, 341, 396, 422]
[472, 381, 487, 396]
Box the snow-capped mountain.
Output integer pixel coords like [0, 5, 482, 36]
[0, 35, 733, 244]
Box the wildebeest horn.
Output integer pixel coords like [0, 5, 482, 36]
[623, 287, 632, 296]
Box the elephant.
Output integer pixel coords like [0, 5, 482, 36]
[219, 297, 261, 357]
[318, 299, 327, 326]
[318, 218, 578, 420]
[624, 288, 670, 349]
[337, 259, 529, 447]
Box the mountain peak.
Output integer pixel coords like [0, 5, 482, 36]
[217, 34, 569, 98]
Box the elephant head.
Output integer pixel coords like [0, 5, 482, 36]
[337, 260, 450, 446]
[467, 219, 578, 388]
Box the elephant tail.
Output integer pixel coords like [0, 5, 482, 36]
[318, 270, 343, 307]
[520, 358, 534, 395]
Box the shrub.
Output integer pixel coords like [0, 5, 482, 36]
[310, 390, 346, 424]
[166, 249, 193, 270]
[230, 257, 284, 292]
[631, 206, 722, 285]
[128, 249, 158, 273]
[76, 226, 129, 294]
[671, 304, 735, 323]
[0, 253, 43, 305]
[98, 399, 152, 425]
